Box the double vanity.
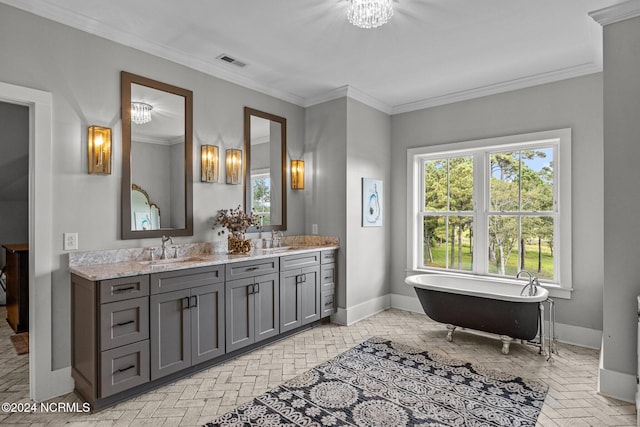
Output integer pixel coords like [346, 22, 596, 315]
[69, 237, 338, 410]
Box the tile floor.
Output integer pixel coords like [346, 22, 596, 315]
[0, 305, 636, 426]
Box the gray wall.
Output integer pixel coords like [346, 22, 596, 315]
[0, 102, 29, 267]
[345, 99, 391, 308]
[602, 16, 640, 379]
[390, 73, 604, 330]
[0, 3, 305, 369]
[305, 98, 348, 307]
[304, 98, 391, 313]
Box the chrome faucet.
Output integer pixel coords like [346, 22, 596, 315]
[272, 230, 284, 248]
[160, 235, 174, 259]
[517, 270, 539, 296]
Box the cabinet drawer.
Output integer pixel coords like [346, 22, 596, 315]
[280, 252, 320, 271]
[226, 258, 278, 281]
[100, 297, 149, 351]
[321, 250, 336, 265]
[321, 290, 335, 318]
[100, 276, 149, 304]
[320, 264, 335, 290]
[100, 340, 149, 398]
[150, 265, 224, 294]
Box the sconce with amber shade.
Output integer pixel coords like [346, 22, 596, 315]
[291, 159, 304, 190]
[88, 125, 112, 174]
[201, 145, 219, 183]
[226, 149, 242, 185]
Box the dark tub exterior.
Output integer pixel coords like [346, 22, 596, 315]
[414, 287, 540, 340]
[405, 274, 549, 348]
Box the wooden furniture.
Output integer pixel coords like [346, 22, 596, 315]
[3, 243, 29, 333]
[71, 249, 337, 410]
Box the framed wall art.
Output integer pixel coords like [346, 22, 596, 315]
[362, 178, 383, 227]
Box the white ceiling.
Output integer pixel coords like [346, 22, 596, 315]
[1, 0, 624, 114]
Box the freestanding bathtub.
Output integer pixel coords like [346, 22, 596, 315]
[405, 274, 549, 354]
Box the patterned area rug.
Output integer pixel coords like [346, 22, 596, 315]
[206, 337, 548, 426]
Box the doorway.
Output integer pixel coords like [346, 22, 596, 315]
[0, 81, 62, 402]
[0, 101, 30, 398]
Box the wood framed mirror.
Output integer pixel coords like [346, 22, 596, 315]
[244, 107, 287, 232]
[121, 71, 193, 239]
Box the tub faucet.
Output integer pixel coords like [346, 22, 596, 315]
[160, 235, 174, 259]
[517, 270, 539, 296]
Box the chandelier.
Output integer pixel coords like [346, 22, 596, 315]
[347, 0, 393, 29]
[131, 102, 153, 125]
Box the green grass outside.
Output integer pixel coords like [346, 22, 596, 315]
[425, 240, 554, 279]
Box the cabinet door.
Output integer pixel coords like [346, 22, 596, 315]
[279, 269, 301, 333]
[150, 289, 191, 380]
[225, 278, 254, 352]
[254, 273, 279, 343]
[301, 266, 320, 325]
[191, 283, 225, 365]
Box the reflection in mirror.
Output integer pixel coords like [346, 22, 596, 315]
[121, 72, 193, 239]
[131, 184, 161, 230]
[244, 108, 286, 232]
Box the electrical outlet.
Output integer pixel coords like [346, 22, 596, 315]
[312, 224, 318, 235]
[63, 233, 78, 251]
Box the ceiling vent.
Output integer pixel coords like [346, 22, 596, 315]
[217, 54, 246, 68]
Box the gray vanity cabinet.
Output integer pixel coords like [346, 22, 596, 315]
[320, 250, 337, 318]
[71, 274, 151, 405]
[225, 273, 279, 352]
[149, 266, 225, 380]
[225, 258, 280, 353]
[279, 252, 320, 333]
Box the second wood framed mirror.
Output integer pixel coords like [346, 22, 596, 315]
[244, 107, 287, 232]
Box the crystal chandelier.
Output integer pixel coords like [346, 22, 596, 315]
[347, 0, 393, 29]
[131, 102, 153, 125]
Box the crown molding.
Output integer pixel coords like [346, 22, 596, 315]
[1, 0, 611, 117]
[303, 85, 349, 108]
[391, 62, 602, 115]
[304, 85, 393, 114]
[589, 0, 640, 26]
[0, 0, 306, 107]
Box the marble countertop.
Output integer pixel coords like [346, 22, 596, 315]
[69, 238, 339, 281]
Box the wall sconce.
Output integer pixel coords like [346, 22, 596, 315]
[87, 125, 112, 175]
[201, 145, 219, 183]
[291, 159, 305, 190]
[226, 149, 242, 184]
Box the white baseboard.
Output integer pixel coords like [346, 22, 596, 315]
[389, 293, 603, 350]
[598, 347, 636, 404]
[332, 294, 390, 326]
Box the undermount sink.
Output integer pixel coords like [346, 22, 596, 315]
[260, 246, 300, 252]
[139, 256, 204, 266]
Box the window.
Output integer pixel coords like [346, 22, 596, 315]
[251, 170, 271, 227]
[407, 129, 572, 298]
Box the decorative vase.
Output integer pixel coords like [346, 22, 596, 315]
[228, 232, 252, 254]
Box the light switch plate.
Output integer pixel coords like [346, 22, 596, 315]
[63, 233, 78, 250]
[312, 224, 318, 235]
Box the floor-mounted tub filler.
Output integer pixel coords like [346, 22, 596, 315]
[405, 273, 557, 359]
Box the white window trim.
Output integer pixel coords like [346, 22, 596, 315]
[406, 128, 572, 299]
